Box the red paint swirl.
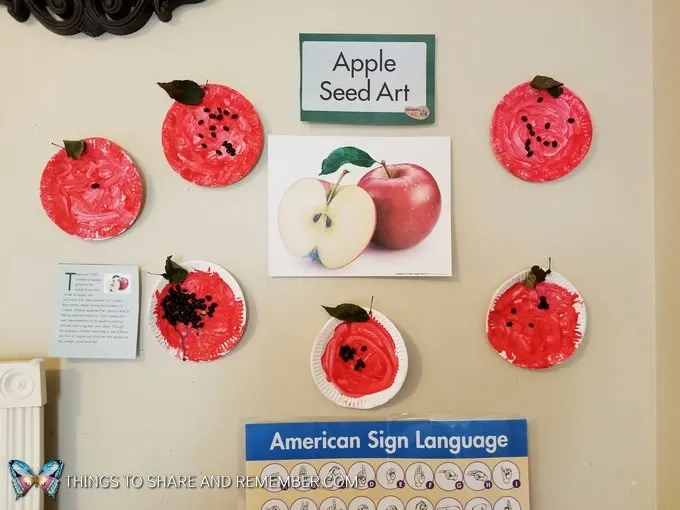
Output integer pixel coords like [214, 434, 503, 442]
[161, 83, 263, 187]
[487, 281, 582, 369]
[321, 318, 399, 398]
[153, 269, 245, 362]
[39, 137, 143, 239]
[491, 81, 593, 182]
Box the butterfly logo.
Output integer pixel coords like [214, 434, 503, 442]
[8, 459, 64, 500]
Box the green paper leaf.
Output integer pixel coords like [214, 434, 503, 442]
[320, 147, 377, 176]
[63, 139, 85, 159]
[523, 265, 549, 288]
[157, 80, 205, 105]
[162, 255, 188, 283]
[322, 303, 370, 323]
[530, 76, 564, 99]
[530, 75, 563, 90]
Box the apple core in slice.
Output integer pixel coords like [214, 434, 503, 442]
[277, 178, 376, 269]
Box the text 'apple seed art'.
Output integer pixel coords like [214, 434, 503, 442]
[277, 145, 443, 271]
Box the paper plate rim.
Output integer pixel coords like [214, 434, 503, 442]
[485, 269, 587, 369]
[310, 308, 408, 410]
[148, 260, 247, 363]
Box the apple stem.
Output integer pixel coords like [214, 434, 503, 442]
[51, 142, 64, 150]
[369, 296, 374, 317]
[380, 160, 392, 178]
[547, 256, 552, 273]
[327, 169, 350, 204]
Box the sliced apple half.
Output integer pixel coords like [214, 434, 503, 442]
[277, 177, 376, 269]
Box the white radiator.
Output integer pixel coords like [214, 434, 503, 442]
[0, 359, 47, 510]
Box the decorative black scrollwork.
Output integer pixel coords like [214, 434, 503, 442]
[0, 0, 204, 37]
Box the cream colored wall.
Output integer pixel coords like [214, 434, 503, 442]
[654, 0, 680, 507]
[0, 1, 656, 509]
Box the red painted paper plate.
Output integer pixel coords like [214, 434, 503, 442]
[490, 76, 593, 182]
[39, 137, 143, 240]
[161, 82, 263, 187]
[486, 266, 587, 370]
[311, 304, 408, 409]
[149, 260, 247, 362]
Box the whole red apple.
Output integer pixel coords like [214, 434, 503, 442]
[118, 277, 129, 290]
[357, 162, 441, 249]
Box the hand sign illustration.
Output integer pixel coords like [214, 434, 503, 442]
[414, 465, 425, 487]
[415, 500, 427, 510]
[357, 465, 367, 486]
[467, 470, 488, 482]
[301, 502, 309, 510]
[504, 500, 512, 510]
[438, 469, 458, 481]
[299, 465, 308, 478]
[8, 460, 64, 500]
[386, 468, 397, 484]
[471, 505, 487, 510]
[501, 466, 512, 484]
[329, 500, 337, 510]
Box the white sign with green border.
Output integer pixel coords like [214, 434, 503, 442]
[299, 34, 435, 125]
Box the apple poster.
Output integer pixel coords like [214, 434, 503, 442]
[268, 136, 452, 277]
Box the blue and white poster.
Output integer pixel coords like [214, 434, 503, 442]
[245, 419, 530, 510]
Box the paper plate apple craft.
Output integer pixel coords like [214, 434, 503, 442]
[311, 299, 408, 409]
[149, 256, 247, 362]
[277, 146, 442, 269]
[39, 138, 143, 240]
[486, 262, 587, 369]
[491, 75, 593, 182]
[158, 80, 263, 187]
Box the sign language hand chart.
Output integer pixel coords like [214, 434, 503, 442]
[244, 419, 530, 510]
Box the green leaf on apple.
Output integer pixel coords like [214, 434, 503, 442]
[63, 139, 86, 159]
[320, 147, 377, 176]
[523, 264, 549, 288]
[162, 255, 188, 283]
[157, 80, 206, 105]
[322, 303, 370, 323]
[530, 75, 563, 99]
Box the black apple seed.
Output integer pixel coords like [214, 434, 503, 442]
[544, 141, 550, 146]
[209, 114, 216, 119]
[536, 136, 542, 142]
[91, 183, 100, 189]
[527, 151, 534, 157]
[210, 126, 216, 131]
[545, 122, 551, 129]
[198, 134, 203, 138]
[526, 123, 532, 129]
[223, 126, 229, 131]
[552, 141, 558, 148]
[201, 143, 207, 148]
[529, 323, 534, 328]
[211, 133, 217, 138]
[506, 321, 513, 327]
[521, 116, 528, 122]
[216, 115, 223, 120]
[203, 108, 210, 112]
[198, 120, 204, 125]
[568, 118, 575, 123]
[537, 97, 543, 103]
[231, 114, 238, 119]
[216, 150, 222, 155]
